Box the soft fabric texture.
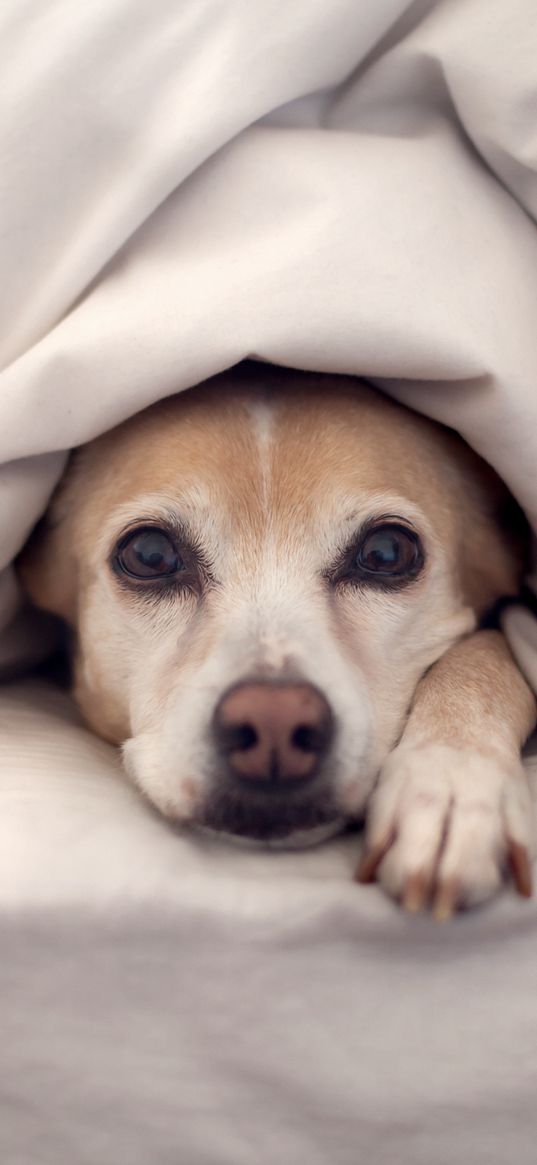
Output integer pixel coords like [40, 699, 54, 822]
[2, 0, 537, 673]
[2, 1, 537, 1160]
[2, 680, 537, 1165]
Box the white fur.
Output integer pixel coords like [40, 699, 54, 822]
[368, 742, 533, 908]
[22, 376, 533, 911]
[247, 397, 274, 508]
[82, 477, 475, 835]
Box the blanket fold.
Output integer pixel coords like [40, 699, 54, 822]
[2, 0, 537, 676]
[2, 0, 537, 678]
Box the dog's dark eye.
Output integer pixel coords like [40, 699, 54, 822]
[115, 528, 183, 579]
[356, 524, 422, 579]
[330, 521, 424, 589]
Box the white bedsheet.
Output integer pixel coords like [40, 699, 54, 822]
[2, 679, 537, 1165]
[3, 2, 537, 1160]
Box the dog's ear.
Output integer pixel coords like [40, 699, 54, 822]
[459, 478, 530, 618]
[17, 479, 78, 625]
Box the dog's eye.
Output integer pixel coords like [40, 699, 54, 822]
[356, 524, 422, 579]
[115, 528, 183, 579]
[330, 521, 424, 589]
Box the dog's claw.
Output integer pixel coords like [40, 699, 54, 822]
[355, 846, 380, 884]
[432, 877, 460, 922]
[508, 839, 533, 898]
[355, 831, 396, 884]
[401, 871, 429, 914]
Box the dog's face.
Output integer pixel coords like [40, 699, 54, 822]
[19, 367, 522, 845]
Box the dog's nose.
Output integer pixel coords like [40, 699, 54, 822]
[213, 682, 334, 785]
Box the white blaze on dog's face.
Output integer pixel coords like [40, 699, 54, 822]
[19, 368, 521, 845]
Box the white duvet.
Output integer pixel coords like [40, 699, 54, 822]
[2, 2, 537, 1161]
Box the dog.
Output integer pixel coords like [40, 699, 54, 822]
[18, 363, 537, 918]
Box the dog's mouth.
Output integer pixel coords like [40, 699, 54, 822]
[193, 782, 342, 846]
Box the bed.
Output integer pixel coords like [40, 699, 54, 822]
[2, 1, 537, 1160]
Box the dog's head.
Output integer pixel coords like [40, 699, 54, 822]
[18, 366, 524, 844]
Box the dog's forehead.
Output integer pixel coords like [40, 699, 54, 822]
[84, 375, 452, 528]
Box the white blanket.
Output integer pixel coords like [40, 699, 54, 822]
[2, 679, 537, 1165]
[3, 2, 537, 1160]
[2, 0, 537, 677]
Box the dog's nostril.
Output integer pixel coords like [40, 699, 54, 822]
[291, 724, 326, 753]
[219, 722, 258, 753]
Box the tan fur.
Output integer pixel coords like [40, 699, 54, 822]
[404, 630, 536, 755]
[18, 364, 536, 915]
[21, 369, 522, 625]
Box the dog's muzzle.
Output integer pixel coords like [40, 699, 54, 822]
[196, 679, 340, 842]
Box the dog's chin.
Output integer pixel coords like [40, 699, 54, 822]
[192, 785, 344, 849]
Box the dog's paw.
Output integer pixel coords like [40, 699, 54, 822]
[356, 743, 534, 919]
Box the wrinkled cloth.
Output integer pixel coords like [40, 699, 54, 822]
[2, 679, 537, 1165]
[3, 2, 537, 1162]
[1, 0, 537, 674]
